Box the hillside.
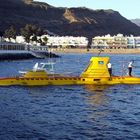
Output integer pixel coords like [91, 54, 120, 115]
[0, 0, 140, 38]
[131, 19, 140, 27]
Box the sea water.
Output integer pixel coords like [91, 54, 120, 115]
[0, 53, 140, 140]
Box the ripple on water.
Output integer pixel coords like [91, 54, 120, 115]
[0, 54, 140, 139]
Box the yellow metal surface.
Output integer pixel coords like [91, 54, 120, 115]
[1, 76, 140, 86]
[80, 57, 110, 78]
[23, 70, 48, 77]
[1, 56, 140, 86]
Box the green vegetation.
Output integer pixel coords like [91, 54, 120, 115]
[3, 24, 44, 43]
[4, 26, 17, 41]
[31, 35, 38, 42]
[42, 36, 48, 44]
[20, 24, 43, 43]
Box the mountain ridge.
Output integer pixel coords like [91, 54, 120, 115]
[131, 19, 140, 27]
[0, 0, 140, 38]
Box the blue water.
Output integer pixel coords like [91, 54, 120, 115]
[0, 53, 140, 140]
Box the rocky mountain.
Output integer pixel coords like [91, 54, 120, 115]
[1, 0, 140, 38]
[131, 19, 140, 27]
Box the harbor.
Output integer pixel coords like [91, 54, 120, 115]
[0, 42, 59, 60]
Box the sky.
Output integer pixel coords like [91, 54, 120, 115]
[34, 0, 140, 19]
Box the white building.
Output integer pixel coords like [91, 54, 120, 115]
[4, 35, 88, 48]
[41, 35, 88, 48]
[92, 34, 140, 49]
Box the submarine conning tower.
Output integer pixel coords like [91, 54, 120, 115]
[80, 56, 110, 78]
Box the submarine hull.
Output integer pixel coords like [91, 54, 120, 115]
[1, 76, 140, 86]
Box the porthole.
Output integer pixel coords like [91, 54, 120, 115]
[82, 79, 85, 81]
[94, 79, 100, 81]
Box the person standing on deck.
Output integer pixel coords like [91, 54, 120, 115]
[128, 61, 134, 76]
[107, 62, 112, 76]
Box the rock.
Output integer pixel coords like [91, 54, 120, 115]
[0, 0, 140, 39]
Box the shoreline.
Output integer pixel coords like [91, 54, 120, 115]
[50, 48, 140, 54]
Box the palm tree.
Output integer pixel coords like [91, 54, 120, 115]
[42, 36, 48, 45]
[4, 26, 17, 41]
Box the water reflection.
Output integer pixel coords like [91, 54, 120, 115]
[27, 86, 53, 96]
[84, 85, 110, 106]
[83, 85, 113, 126]
[84, 85, 110, 93]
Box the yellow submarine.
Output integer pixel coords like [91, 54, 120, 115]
[0, 56, 140, 86]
